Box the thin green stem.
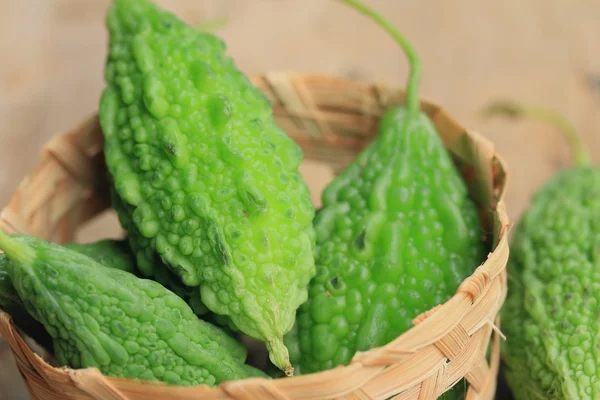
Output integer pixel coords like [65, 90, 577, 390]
[481, 100, 591, 167]
[336, 0, 421, 116]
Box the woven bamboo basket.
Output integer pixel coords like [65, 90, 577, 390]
[0, 72, 509, 400]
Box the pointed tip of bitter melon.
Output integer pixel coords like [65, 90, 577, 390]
[0, 229, 35, 267]
[108, 0, 186, 37]
[267, 338, 294, 377]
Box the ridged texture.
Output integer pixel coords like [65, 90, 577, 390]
[2, 235, 246, 361]
[1, 239, 139, 354]
[0, 255, 54, 351]
[502, 167, 600, 400]
[288, 107, 485, 379]
[1, 233, 264, 386]
[110, 192, 210, 315]
[111, 192, 241, 336]
[99, 0, 315, 371]
[71, 235, 248, 361]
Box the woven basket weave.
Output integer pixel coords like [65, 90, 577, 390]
[0, 73, 509, 400]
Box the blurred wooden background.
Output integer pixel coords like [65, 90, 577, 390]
[0, 0, 599, 398]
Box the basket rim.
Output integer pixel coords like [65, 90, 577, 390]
[0, 71, 510, 399]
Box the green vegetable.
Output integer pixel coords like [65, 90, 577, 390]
[99, 0, 316, 375]
[0, 229, 266, 386]
[0, 255, 54, 351]
[64, 239, 136, 273]
[4, 235, 247, 363]
[0, 238, 136, 353]
[286, 0, 484, 391]
[69, 235, 247, 362]
[110, 192, 241, 340]
[110, 192, 205, 311]
[483, 101, 600, 399]
[111, 190, 241, 340]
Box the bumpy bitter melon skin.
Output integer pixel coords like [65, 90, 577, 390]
[2, 236, 248, 369]
[111, 189, 242, 339]
[502, 167, 600, 400]
[99, 0, 315, 372]
[288, 107, 485, 378]
[0, 232, 265, 386]
[76, 234, 248, 362]
[0, 239, 142, 352]
[112, 189, 243, 343]
[1, 239, 139, 353]
[68, 234, 247, 362]
[110, 191, 207, 313]
[0, 255, 54, 351]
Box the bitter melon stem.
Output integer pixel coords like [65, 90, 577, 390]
[267, 338, 294, 377]
[481, 100, 591, 167]
[0, 229, 35, 266]
[335, 0, 422, 117]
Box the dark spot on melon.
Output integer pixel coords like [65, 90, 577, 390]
[355, 229, 366, 250]
[210, 223, 230, 266]
[330, 277, 339, 288]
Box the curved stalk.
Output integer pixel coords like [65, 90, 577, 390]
[481, 100, 591, 167]
[335, 0, 422, 117]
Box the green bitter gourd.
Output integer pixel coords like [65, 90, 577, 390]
[0, 229, 266, 386]
[71, 236, 248, 361]
[0, 239, 137, 353]
[286, 3, 484, 399]
[482, 101, 600, 400]
[111, 191, 240, 336]
[110, 192, 209, 313]
[99, 0, 316, 375]
[67, 237, 247, 361]
[0, 254, 54, 352]
[2, 237, 247, 365]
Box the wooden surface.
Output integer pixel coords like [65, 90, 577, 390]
[0, 0, 599, 399]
